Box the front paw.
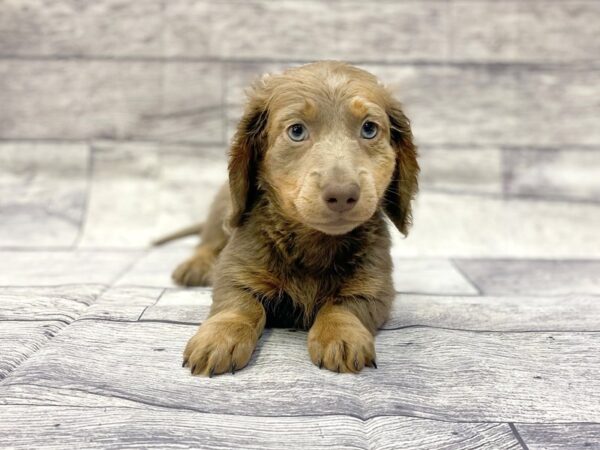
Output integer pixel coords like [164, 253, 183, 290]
[183, 314, 258, 376]
[308, 315, 376, 373]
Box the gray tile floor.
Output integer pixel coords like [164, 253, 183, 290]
[1, 0, 600, 448]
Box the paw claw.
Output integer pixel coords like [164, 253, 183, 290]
[308, 316, 376, 374]
[183, 316, 259, 378]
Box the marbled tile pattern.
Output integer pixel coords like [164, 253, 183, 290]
[1, 0, 600, 448]
[0, 143, 89, 247]
[0, 61, 223, 142]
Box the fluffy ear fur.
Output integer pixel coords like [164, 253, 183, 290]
[227, 84, 270, 228]
[383, 99, 419, 236]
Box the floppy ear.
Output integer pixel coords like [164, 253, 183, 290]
[227, 85, 269, 228]
[383, 99, 419, 236]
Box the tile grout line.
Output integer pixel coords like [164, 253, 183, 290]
[6, 380, 597, 427]
[221, 61, 228, 145]
[500, 146, 512, 201]
[449, 259, 483, 295]
[3, 283, 600, 299]
[3, 397, 600, 431]
[509, 423, 530, 450]
[66, 316, 600, 334]
[421, 187, 600, 206]
[0, 251, 148, 385]
[2, 54, 600, 69]
[71, 141, 95, 248]
[137, 287, 167, 322]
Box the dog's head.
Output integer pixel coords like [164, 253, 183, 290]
[228, 61, 419, 236]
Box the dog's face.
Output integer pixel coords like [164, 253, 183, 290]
[229, 62, 419, 236]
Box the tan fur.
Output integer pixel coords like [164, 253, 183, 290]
[152, 223, 204, 246]
[178, 61, 419, 376]
[172, 184, 230, 286]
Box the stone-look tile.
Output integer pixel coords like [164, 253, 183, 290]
[504, 148, 600, 202]
[230, 62, 513, 146]
[1, 1, 448, 62]
[140, 288, 212, 323]
[516, 423, 600, 450]
[391, 259, 478, 295]
[224, 62, 293, 141]
[0, 285, 103, 379]
[136, 63, 224, 143]
[517, 1, 600, 63]
[0, 0, 163, 57]
[449, 1, 519, 61]
[0, 61, 87, 139]
[332, 2, 450, 62]
[0, 321, 64, 380]
[0, 251, 140, 286]
[212, 2, 339, 61]
[156, 147, 227, 236]
[514, 66, 600, 147]
[419, 147, 503, 195]
[0, 143, 88, 248]
[2, 321, 600, 423]
[366, 420, 517, 450]
[79, 143, 226, 248]
[0, 0, 76, 56]
[454, 260, 600, 296]
[163, 1, 211, 57]
[4, 0, 599, 65]
[131, 259, 478, 320]
[226, 63, 516, 147]
[81, 62, 222, 143]
[212, 1, 448, 62]
[82, 286, 164, 321]
[0, 407, 519, 450]
[0, 61, 223, 143]
[0, 285, 101, 321]
[80, 62, 163, 141]
[450, 1, 600, 63]
[229, 63, 583, 150]
[226, 63, 514, 149]
[78, 142, 160, 248]
[385, 293, 600, 331]
[137, 288, 600, 332]
[3, 62, 598, 148]
[392, 192, 600, 258]
[368, 64, 519, 147]
[115, 247, 195, 287]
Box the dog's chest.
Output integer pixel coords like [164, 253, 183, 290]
[260, 292, 306, 329]
[252, 228, 375, 328]
[257, 271, 338, 329]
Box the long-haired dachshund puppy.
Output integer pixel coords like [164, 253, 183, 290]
[168, 61, 419, 376]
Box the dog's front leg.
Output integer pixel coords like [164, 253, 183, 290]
[307, 302, 379, 373]
[183, 289, 266, 377]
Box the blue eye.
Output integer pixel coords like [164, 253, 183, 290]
[361, 121, 378, 139]
[287, 123, 308, 142]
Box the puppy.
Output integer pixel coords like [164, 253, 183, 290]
[174, 61, 419, 376]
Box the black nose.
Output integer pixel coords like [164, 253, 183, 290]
[322, 183, 361, 213]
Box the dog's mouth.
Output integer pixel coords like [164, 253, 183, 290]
[306, 219, 363, 235]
